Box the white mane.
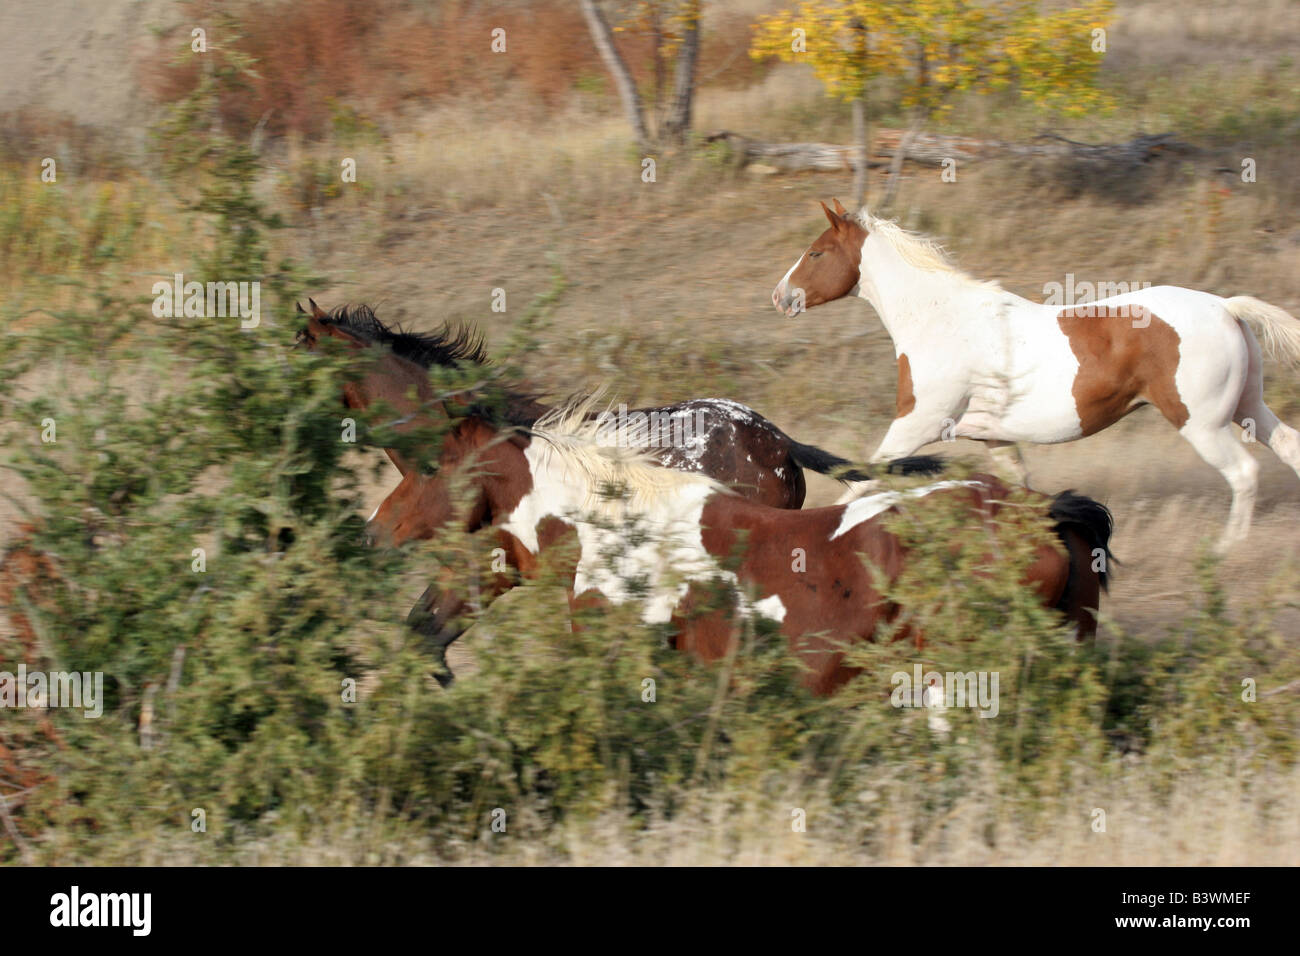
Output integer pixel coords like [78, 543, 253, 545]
[855, 209, 1000, 290]
[529, 394, 730, 516]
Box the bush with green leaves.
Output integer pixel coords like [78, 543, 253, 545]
[2, 37, 1297, 866]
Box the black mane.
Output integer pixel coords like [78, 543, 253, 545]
[322, 304, 490, 370]
[320, 304, 547, 427]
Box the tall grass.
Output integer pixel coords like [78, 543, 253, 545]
[3, 0, 1300, 864]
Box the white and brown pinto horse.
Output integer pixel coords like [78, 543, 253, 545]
[772, 200, 1300, 549]
[368, 399, 1113, 696]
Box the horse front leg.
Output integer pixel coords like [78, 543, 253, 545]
[406, 585, 469, 688]
[834, 405, 955, 504]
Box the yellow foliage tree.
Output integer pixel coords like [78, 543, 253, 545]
[751, 0, 1115, 206]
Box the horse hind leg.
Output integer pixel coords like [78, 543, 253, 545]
[1180, 422, 1260, 552]
[1233, 324, 1300, 480]
[1247, 409, 1300, 478]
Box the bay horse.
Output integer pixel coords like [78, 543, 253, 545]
[368, 397, 1113, 696]
[294, 299, 932, 507]
[771, 200, 1300, 549]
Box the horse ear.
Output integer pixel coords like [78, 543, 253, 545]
[295, 301, 306, 314]
[308, 298, 327, 319]
[820, 200, 841, 229]
[832, 197, 848, 216]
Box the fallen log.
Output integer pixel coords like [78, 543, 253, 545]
[704, 129, 1193, 172]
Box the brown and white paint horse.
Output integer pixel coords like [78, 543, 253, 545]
[772, 200, 1300, 549]
[294, 299, 930, 508]
[368, 399, 1112, 696]
[295, 301, 939, 682]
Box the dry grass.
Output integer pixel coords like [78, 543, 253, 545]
[81, 761, 1300, 866]
[2, 0, 1299, 865]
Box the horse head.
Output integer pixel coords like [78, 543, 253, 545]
[771, 198, 868, 316]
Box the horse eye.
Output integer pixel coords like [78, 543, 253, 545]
[808, 251, 824, 259]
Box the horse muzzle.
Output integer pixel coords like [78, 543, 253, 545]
[772, 284, 804, 317]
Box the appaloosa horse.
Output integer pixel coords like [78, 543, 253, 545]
[368, 397, 1113, 696]
[772, 200, 1300, 549]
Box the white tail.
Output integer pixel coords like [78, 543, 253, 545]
[1224, 296, 1300, 366]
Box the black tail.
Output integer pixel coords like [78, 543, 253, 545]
[786, 439, 945, 484]
[1048, 490, 1115, 591]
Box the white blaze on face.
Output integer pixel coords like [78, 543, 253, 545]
[830, 480, 982, 540]
[772, 253, 806, 313]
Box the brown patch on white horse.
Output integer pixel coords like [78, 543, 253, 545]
[896, 353, 916, 419]
[1057, 305, 1190, 434]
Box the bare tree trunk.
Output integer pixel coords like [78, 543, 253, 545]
[878, 113, 922, 213]
[663, 0, 702, 144]
[580, 0, 652, 152]
[851, 94, 868, 209]
[879, 50, 927, 213]
[651, 5, 665, 130]
[849, 13, 870, 210]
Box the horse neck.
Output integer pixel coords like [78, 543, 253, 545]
[446, 423, 530, 529]
[858, 235, 990, 343]
[353, 352, 447, 476]
[358, 352, 433, 412]
[517, 447, 598, 522]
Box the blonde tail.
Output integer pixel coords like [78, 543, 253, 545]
[1224, 296, 1300, 366]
